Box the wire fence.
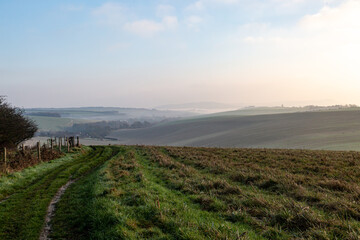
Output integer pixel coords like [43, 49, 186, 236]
[1, 136, 80, 175]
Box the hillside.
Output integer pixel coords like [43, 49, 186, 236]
[1, 146, 360, 239]
[25, 107, 197, 132]
[156, 101, 238, 114]
[205, 105, 360, 117]
[108, 110, 360, 151]
[27, 116, 91, 132]
[25, 107, 196, 121]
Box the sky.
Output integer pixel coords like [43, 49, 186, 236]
[1, 0, 360, 108]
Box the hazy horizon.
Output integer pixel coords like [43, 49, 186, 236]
[21, 101, 358, 111]
[1, 0, 360, 108]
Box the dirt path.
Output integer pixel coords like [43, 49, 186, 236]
[39, 179, 76, 240]
[0, 146, 115, 240]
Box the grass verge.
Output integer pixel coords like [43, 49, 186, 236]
[0, 146, 117, 240]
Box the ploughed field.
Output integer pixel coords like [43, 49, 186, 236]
[1, 146, 360, 239]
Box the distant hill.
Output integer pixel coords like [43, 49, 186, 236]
[25, 107, 197, 132]
[28, 116, 89, 132]
[26, 107, 196, 121]
[108, 109, 360, 151]
[156, 102, 238, 114]
[205, 105, 360, 117]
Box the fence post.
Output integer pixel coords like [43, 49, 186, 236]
[67, 138, 70, 152]
[69, 136, 74, 148]
[59, 137, 62, 152]
[3, 147, 7, 171]
[76, 136, 80, 147]
[37, 142, 41, 162]
[50, 139, 53, 153]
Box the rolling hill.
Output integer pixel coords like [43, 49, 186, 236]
[25, 107, 196, 121]
[156, 101, 238, 114]
[108, 110, 360, 151]
[25, 107, 197, 132]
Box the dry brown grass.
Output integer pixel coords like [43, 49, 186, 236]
[133, 146, 360, 239]
[0, 147, 64, 175]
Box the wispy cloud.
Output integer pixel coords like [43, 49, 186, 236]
[299, 0, 360, 31]
[93, 2, 178, 37]
[186, 0, 239, 11]
[163, 16, 178, 29]
[240, 0, 360, 45]
[157, 4, 175, 17]
[124, 20, 163, 37]
[234, 0, 360, 88]
[124, 16, 178, 37]
[185, 16, 203, 30]
[187, 1, 205, 11]
[92, 2, 125, 25]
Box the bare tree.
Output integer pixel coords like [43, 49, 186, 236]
[0, 96, 38, 149]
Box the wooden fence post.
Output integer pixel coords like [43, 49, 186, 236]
[59, 137, 62, 152]
[50, 139, 53, 153]
[37, 142, 41, 162]
[3, 147, 7, 171]
[67, 139, 70, 152]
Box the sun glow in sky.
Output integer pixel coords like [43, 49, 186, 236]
[1, 0, 360, 108]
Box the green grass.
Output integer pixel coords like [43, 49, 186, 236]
[0, 146, 118, 240]
[0, 147, 86, 199]
[50, 147, 261, 239]
[1, 145, 360, 239]
[49, 146, 360, 239]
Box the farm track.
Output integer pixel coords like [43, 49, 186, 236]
[0, 146, 119, 240]
[48, 146, 260, 240]
[39, 179, 76, 240]
[1, 145, 360, 239]
[0, 148, 99, 203]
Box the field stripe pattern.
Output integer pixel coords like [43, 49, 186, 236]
[1, 145, 360, 239]
[49, 146, 360, 239]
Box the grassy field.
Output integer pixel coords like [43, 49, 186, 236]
[1, 145, 360, 239]
[108, 110, 360, 151]
[27, 116, 89, 132]
[26, 107, 196, 133]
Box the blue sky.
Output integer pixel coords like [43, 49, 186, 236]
[1, 0, 359, 108]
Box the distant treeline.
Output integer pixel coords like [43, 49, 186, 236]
[38, 120, 152, 139]
[27, 112, 61, 117]
[303, 104, 359, 110]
